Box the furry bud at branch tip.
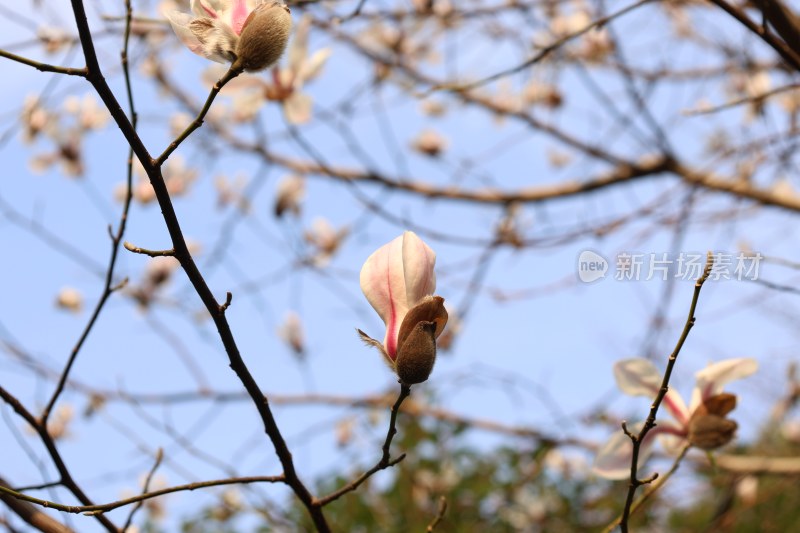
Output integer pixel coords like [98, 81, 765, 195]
[234, 3, 293, 72]
[395, 320, 437, 385]
[687, 392, 739, 450]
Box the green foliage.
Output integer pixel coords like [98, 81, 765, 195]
[667, 425, 800, 533]
[292, 415, 626, 532]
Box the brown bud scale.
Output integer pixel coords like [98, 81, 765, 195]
[234, 3, 292, 72]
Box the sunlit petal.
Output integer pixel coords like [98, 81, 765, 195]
[690, 358, 758, 412]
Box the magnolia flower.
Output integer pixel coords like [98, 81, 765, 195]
[129, 256, 182, 308]
[166, 0, 292, 72]
[411, 128, 448, 157]
[21, 95, 55, 143]
[274, 174, 305, 217]
[593, 357, 758, 479]
[63, 94, 109, 131]
[214, 174, 249, 210]
[277, 311, 305, 359]
[272, 14, 331, 124]
[358, 231, 448, 385]
[303, 218, 348, 266]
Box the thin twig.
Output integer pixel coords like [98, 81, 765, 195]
[0, 474, 284, 515]
[602, 444, 690, 533]
[0, 476, 74, 533]
[155, 65, 242, 166]
[0, 49, 87, 76]
[121, 449, 163, 532]
[683, 83, 800, 116]
[618, 252, 714, 533]
[426, 496, 448, 532]
[315, 384, 411, 506]
[708, 0, 800, 72]
[123, 242, 175, 257]
[430, 0, 652, 93]
[0, 386, 117, 532]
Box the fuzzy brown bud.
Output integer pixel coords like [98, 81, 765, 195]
[234, 2, 292, 72]
[395, 321, 438, 385]
[688, 414, 738, 450]
[393, 295, 448, 385]
[687, 393, 739, 450]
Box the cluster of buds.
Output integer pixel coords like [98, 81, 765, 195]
[358, 231, 448, 385]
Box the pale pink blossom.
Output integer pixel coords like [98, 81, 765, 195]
[358, 231, 448, 384]
[277, 311, 305, 359]
[303, 218, 348, 266]
[63, 94, 109, 131]
[21, 95, 55, 143]
[593, 357, 758, 479]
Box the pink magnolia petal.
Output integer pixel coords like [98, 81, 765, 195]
[229, 0, 250, 35]
[360, 234, 407, 359]
[401, 231, 436, 308]
[690, 357, 758, 412]
[663, 389, 690, 427]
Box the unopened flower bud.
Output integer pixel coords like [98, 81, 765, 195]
[394, 295, 448, 385]
[234, 3, 292, 72]
[687, 393, 739, 450]
[687, 414, 738, 450]
[396, 321, 437, 385]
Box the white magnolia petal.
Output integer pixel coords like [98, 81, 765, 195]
[195, 18, 239, 63]
[288, 14, 312, 75]
[592, 422, 658, 480]
[297, 48, 332, 86]
[401, 231, 436, 308]
[613, 358, 662, 397]
[283, 92, 313, 124]
[614, 359, 690, 424]
[166, 11, 205, 56]
[690, 357, 758, 412]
